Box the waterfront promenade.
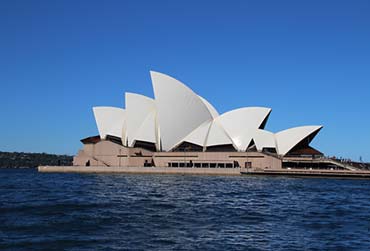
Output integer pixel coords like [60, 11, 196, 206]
[38, 166, 370, 178]
[38, 166, 241, 175]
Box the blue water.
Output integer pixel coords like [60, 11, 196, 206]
[1, 169, 370, 251]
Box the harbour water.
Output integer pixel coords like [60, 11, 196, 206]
[1, 169, 369, 250]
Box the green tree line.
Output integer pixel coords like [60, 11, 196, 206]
[0, 151, 73, 168]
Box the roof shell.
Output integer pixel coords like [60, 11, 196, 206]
[125, 93, 156, 147]
[132, 110, 158, 147]
[92, 106, 126, 141]
[175, 119, 213, 148]
[275, 125, 323, 156]
[151, 71, 213, 151]
[198, 96, 219, 119]
[253, 129, 276, 151]
[206, 120, 234, 147]
[217, 107, 272, 151]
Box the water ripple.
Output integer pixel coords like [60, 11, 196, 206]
[1, 169, 370, 251]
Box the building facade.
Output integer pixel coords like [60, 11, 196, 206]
[74, 71, 324, 169]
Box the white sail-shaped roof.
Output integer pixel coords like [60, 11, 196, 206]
[206, 120, 234, 147]
[217, 107, 272, 151]
[198, 96, 219, 119]
[151, 71, 213, 151]
[176, 119, 212, 147]
[93, 107, 126, 141]
[90, 71, 323, 155]
[132, 110, 158, 147]
[253, 129, 276, 151]
[125, 93, 156, 147]
[275, 125, 323, 156]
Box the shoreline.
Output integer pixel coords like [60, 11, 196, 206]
[38, 166, 370, 179]
[38, 166, 241, 175]
[242, 169, 370, 179]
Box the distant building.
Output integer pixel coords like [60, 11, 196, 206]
[74, 71, 326, 169]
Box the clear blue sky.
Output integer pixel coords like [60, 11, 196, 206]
[1, 0, 369, 161]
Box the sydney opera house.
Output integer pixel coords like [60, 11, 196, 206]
[73, 71, 325, 170]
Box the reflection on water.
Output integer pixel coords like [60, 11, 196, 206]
[1, 169, 370, 250]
